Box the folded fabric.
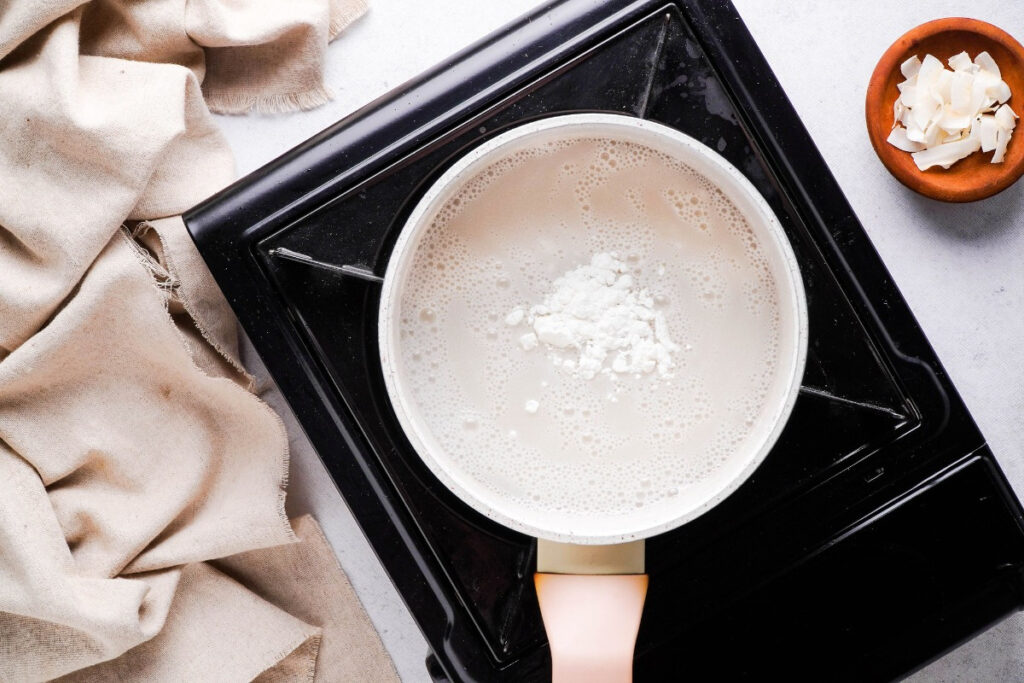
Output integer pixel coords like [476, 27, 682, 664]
[0, 0, 391, 680]
[217, 515, 399, 683]
[44, 516, 397, 683]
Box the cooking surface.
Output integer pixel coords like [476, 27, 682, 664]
[192, 1, 1024, 680]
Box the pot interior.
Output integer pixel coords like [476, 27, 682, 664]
[378, 114, 807, 544]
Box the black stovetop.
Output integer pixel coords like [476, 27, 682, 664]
[184, 1, 1024, 680]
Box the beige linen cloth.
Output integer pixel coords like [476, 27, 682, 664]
[0, 1, 399, 681]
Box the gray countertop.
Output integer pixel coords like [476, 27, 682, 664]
[220, 1, 1024, 680]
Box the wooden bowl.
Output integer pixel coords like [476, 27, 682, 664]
[866, 18, 1024, 202]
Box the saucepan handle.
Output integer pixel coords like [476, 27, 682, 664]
[534, 573, 648, 683]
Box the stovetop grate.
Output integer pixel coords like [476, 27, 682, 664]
[185, 1, 1024, 680]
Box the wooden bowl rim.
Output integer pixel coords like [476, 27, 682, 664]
[865, 17, 1024, 202]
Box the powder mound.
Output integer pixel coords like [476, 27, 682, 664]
[509, 252, 679, 379]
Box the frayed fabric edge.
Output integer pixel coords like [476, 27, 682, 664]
[204, 84, 334, 116]
[329, 0, 369, 41]
[131, 221, 256, 391]
[118, 230, 299, 559]
[257, 629, 323, 683]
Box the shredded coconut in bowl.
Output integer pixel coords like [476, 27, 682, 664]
[507, 252, 679, 379]
[888, 51, 1018, 170]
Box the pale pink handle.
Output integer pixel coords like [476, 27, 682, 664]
[535, 573, 648, 683]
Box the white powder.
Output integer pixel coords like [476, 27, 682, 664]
[509, 252, 679, 380]
[518, 332, 539, 351]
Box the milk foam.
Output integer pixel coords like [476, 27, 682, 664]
[394, 136, 793, 532]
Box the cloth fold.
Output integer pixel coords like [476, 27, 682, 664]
[218, 515, 400, 683]
[54, 561, 320, 682]
[0, 0, 391, 680]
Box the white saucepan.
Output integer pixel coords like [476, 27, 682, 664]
[378, 113, 808, 682]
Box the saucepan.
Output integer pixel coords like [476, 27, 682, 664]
[378, 113, 807, 682]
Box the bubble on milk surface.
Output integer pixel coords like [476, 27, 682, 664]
[394, 135, 788, 526]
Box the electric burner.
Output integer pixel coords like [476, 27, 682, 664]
[184, 1, 1024, 680]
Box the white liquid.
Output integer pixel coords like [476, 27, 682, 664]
[393, 136, 796, 535]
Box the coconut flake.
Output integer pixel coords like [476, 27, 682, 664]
[934, 70, 953, 104]
[993, 127, 1011, 163]
[918, 54, 944, 87]
[901, 55, 922, 79]
[992, 80, 1012, 104]
[992, 104, 1018, 163]
[948, 51, 972, 72]
[995, 102, 1019, 128]
[974, 51, 1001, 78]
[912, 122, 981, 170]
[887, 126, 925, 152]
[950, 71, 973, 112]
[969, 78, 988, 115]
[888, 51, 1017, 168]
[893, 98, 905, 127]
[979, 115, 1000, 152]
[939, 109, 973, 134]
